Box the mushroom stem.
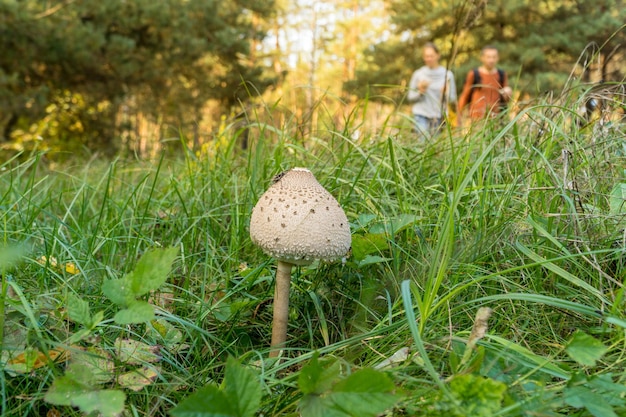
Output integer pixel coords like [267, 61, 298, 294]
[270, 260, 294, 357]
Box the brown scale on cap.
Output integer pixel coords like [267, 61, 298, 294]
[250, 167, 351, 266]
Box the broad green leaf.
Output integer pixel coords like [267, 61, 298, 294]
[327, 392, 399, 417]
[587, 373, 626, 397]
[300, 368, 399, 417]
[298, 353, 341, 395]
[114, 301, 155, 325]
[67, 293, 92, 326]
[127, 247, 179, 296]
[102, 277, 135, 307]
[66, 361, 101, 387]
[330, 369, 399, 416]
[72, 390, 126, 417]
[44, 375, 90, 406]
[351, 233, 388, 261]
[369, 213, 421, 235]
[333, 368, 395, 393]
[170, 384, 235, 417]
[300, 395, 346, 417]
[223, 357, 262, 417]
[565, 386, 618, 417]
[565, 331, 608, 367]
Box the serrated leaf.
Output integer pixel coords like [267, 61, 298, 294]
[170, 384, 235, 417]
[300, 395, 345, 417]
[299, 354, 341, 395]
[565, 331, 608, 367]
[67, 293, 92, 326]
[72, 390, 126, 417]
[127, 247, 179, 296]
[114, 301, 155, 325]
[102, 277, 135, 307]
[299, 368, 399, 417]
[565, 386, 618, 417]
[223, 357, 262, 417]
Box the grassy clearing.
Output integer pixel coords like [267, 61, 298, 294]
[1, 92, 625, 416]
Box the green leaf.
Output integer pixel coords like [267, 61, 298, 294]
[334, 368, 395, 393]
[565, 331, 608, 367]
[369, 214, 421, 235]
[330, 369, 398, 416]
[67, 293, 92, 326]
[66, 361, 99, 387]
[222, 357, 262, 417]
[72, 390, 126, 417]
[565, 386, 618, 417]
[298, 353, 341, 395]
[170, 384, 235, 417]
[91, 310, 105, 328]
[351, 233, 388, 261]
[114, 301, 155, 325]
[68, 328, 92, 344]
[45, 361, 125, 416]
[127, 247, 179, 296]
[44, 375, 90, 406]
[300, 395, 345, 417]
[299, 367, 399, 417]
[102, 276, 135, 307]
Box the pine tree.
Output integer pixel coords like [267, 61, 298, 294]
[0, 0, 277, 152]
[346, 0, 625, 102]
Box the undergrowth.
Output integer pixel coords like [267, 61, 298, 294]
[1, 88, 625, 416]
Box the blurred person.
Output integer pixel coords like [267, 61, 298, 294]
[458, 45, 512, 125]
[407, 43, 457, 139]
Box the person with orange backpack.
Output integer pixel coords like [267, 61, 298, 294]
[458, 45, 512, 126]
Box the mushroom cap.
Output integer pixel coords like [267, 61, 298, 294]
[250, 168, 351, 265]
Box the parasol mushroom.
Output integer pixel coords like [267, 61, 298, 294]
[249, 168, 351, 357]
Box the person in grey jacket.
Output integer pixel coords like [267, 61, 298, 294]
[407, 43, 457, 139]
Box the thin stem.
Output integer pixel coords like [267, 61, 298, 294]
[270, 260, 293, 357]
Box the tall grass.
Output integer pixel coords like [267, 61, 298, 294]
[1, 87, 625, 415]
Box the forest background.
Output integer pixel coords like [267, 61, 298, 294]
[0, 0, 624, 160]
